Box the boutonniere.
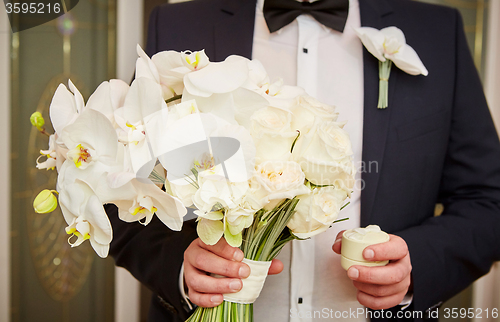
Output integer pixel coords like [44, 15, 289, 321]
[355, 26, 428, 109]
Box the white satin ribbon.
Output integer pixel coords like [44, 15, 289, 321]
[222, 258, 272, 304]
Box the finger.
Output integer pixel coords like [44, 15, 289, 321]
[186, 246, 250, 278]
[363, 234, 408, 261]
[188, 289, 223, 308]
[198, 238, 244, 262]
[356, 289, 408, 310]
[332, 230, 346, 254]
[347, 254, 411, 285]
[352, 276, 411, 297]
[184, 263, 243, 294]
[268, 259, 284, 275]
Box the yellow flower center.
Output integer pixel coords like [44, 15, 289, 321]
[68, 144, 92, 168]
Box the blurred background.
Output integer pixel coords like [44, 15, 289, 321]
[0, 0, 499, 321]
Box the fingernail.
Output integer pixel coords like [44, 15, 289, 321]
[229, 280, 241, 291]
[239, 265, 250, 278]
[348, 267, 359, 280]
[334, 238, 342, 245]
[364, 249, 374, 259]
[211, 295, 221, 304]
[233, 250, 244, 261]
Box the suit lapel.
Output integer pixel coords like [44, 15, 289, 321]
[359, 0, 397, 226]
[214, 0, 257, 61]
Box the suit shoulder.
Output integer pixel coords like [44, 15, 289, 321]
[154, 0, 224, 21]
[388, 0, 459, 22]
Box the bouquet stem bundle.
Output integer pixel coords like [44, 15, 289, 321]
[186, 198, 300, 322]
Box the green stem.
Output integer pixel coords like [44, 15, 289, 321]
[377, 60, 392, 109]
[165, 94, 182, 104]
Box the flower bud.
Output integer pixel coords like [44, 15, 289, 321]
[30, 112, 45, 130]
[33, 189, 58, 213]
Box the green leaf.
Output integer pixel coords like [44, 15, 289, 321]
[197, 218, 224, 245]
[224, 224, 242, 247]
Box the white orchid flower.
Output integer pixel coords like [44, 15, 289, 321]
[112, 179, 187, 230]
[181, 50, 210, 71]
[355, 26, 427, 108]
[36, 134, 58, 170]
[59, 179, 113, 258]
[136, 45, 209, 99]
[151, 50, 189, 97]
[355, 26, 428, 76]
[49, 79, 85, 134]
[60, 109, 118, 172]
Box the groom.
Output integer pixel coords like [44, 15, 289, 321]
[107, 0, 500, 321]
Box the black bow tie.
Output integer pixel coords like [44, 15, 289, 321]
[263, 0, 349, 33]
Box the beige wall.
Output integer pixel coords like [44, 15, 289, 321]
[0, 7, 11, 322]
[473, 1, 500, 320]
[115, 1, 144, 321]
[0, 6, 11, 321]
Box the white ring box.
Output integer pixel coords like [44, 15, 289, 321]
[341, 225, 390, 270]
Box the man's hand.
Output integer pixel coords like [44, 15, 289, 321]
[184, 238, 284, 307]
[333, 231, 412, 310]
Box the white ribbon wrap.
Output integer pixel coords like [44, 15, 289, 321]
[222, 259, 272, 304]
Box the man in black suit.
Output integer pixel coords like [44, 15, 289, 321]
[106, 0, 500, 321]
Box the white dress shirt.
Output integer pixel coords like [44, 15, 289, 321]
[252, 0, 366, 321]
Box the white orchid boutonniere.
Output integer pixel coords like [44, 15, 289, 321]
[355, 26, 428, 109]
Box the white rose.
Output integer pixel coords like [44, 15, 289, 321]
[247, 160, 309, 208]
[251, 106, 292, 134]
[290, 96, 339, 134]
[225, 206, 254, 235]
[293, 119, 355, 188]
[287, 186, 348, 239]
[168, 181, 197, 207]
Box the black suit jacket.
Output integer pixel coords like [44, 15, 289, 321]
[107, 0, 500, 321]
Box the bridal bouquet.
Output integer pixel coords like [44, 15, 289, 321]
[31, 45, 355, 322]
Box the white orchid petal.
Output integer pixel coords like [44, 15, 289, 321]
[354, 27, 386, 62]
[109, 79, 130, 109]
[184, 57, 249, 96]
[50, 84, 79, 134]
[380, 26, 406, 45]
[68, 80, 85, 114]
[86, 81, 115, 121]
[136, 44, 160, 83]
[87, 80, 129, 124]
[85, 195, 112, 245]
[391, 45, 429, 76]
[183, 75, 213, 97]
[117, 200, 146, 223]
[197, 218, 224, 246]
[89, 239, 110, 258]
